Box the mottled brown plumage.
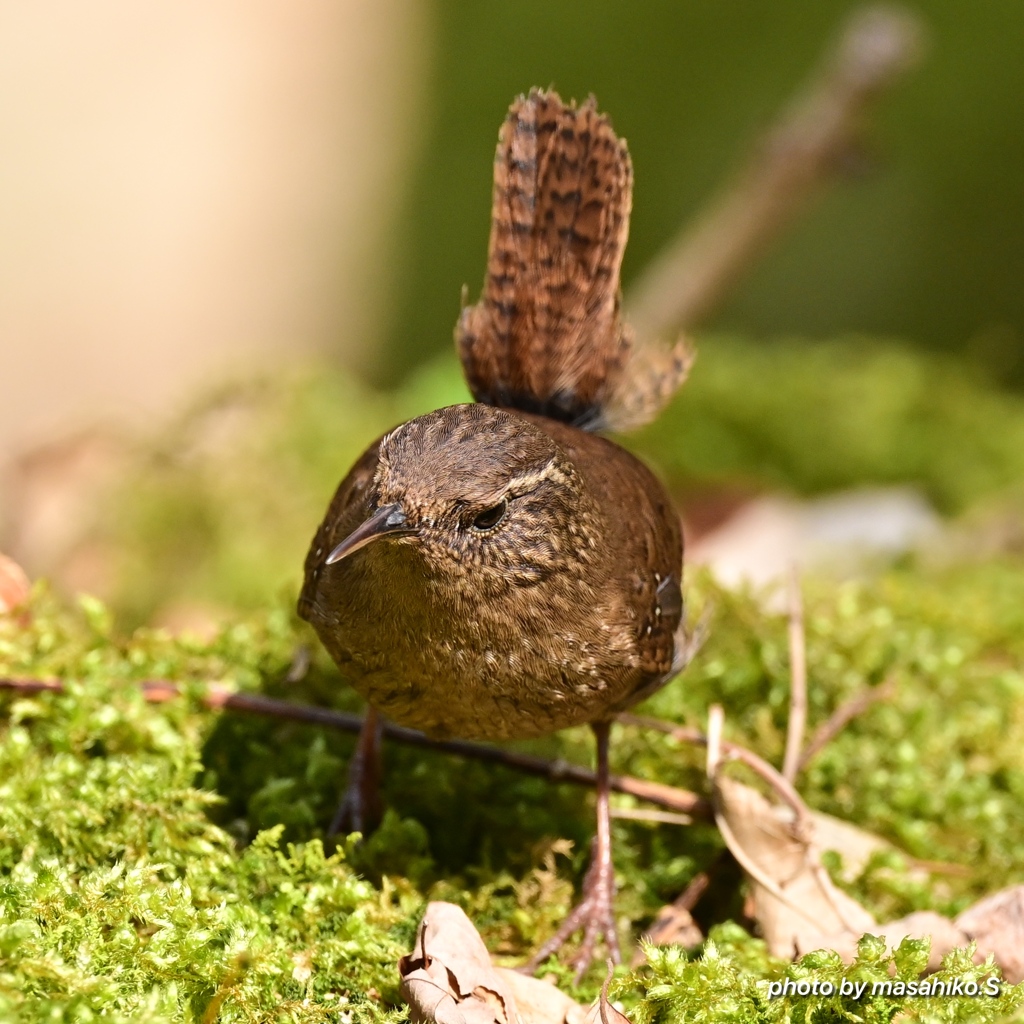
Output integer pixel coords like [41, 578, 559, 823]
[456, 88, 692, 431]
[299, 89, 690, 977]
[456, 90, 633, 427]
[299, 404, 682, 741]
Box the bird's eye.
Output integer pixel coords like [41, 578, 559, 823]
[471, 499, 508, 531]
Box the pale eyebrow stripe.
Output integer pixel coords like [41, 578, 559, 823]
[507, 459, 569, 495]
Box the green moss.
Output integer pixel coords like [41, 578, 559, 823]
[5, 544, 1024, 1018]
[632, 335, 1024, 512]
[0, 594, 415, 1022]
[629, 932, 1024, 1024]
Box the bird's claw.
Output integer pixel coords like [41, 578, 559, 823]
[523, 840, 620, 984]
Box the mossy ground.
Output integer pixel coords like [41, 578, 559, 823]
[4, 335, 1024, 1021]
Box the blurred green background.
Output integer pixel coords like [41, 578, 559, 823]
[381, 1, 1024, 382]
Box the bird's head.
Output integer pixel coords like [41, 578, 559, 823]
[324, 404, 600, 592]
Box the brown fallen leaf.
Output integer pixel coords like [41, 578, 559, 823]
[810, 811, 966, 884]
[494, 970, 587, 1024]
[714, 776, 877, 959]
[4, 428, 125, 598]
[698, 705, 1024, 977]
[581, 962, 632, 1024]
[400, 902, 589, 1024]
[811, 914, 970, 975]
[956, 885, 1024, 983]
[400, 902, 518, 1024]
[151, 599, 230, 643]
[639, 903, 704, 953]
[635, 870, 708, 963]
[873, 912, 969, 973]
[715, 777, 1015, 975]
[582, 999, 630, 1024]
[717, 776, 1024, 977]
[0, 552, 31, 612]
[809, 810, 893, 882]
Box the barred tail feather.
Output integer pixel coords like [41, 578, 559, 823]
[456, 89, 634, 428]
[457, 88, 693, 432]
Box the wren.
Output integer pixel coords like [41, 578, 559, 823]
[299, 89, 692, 977]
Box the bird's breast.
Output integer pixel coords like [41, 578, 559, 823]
[310, 551, 643, 741]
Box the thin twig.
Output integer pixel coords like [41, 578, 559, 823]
[701, 706, 870, 938]
[634, 866, 712, 962]
[705, 704, 724, 776]
[703, 707, 867, 935]
[0, 677, 62, 693]
[625, 5, 922, 341]
[201, 952, 250, 1024]
[797, 674, 896, 770]
[619, 711, 810, 832]
[0, 677, 711, 819]
[673, 869, 713, 915]
[782, 565, 807, 784]
[598, 960, 616, 1024]
[704, 705, 823, 925]
[610, 806, 693, 826]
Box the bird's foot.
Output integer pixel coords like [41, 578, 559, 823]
[523, 840, 620, 983]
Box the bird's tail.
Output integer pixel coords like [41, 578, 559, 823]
[456, 89, 691, 432]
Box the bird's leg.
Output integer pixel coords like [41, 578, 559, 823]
[524, 720, 620, 982]
[329, 706, 383, 836]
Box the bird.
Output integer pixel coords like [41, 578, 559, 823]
[298, 88, 693, 978]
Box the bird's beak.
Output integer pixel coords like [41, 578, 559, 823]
[324, 502, 415, 565]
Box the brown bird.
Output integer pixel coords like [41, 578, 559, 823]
[299, 89, 692, 977]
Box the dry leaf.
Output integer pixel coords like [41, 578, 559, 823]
[640, 903, 704, 951]
[714, 777, 876, 959]
[809, 811, 893, 882]
[0, 552, 31, 612]
[716, 780, 998, 973]
[581, 963, 632, 1024]
[4, 428, 124, 597]
[811, 811, 963, 885]
[874, 912, 968, 972]
[637, 870, 708, 961]
[494, 969, 587, 1024]
[400, 902, 589, 1024]
[151, 599, 229, 642]
[812, 913, 969, 974]
[581, 996, 631, 1024]
[956, 885, 1024, 982]
[400, 902, 518, 1024]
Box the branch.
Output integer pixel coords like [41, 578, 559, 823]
[620, 711, 810, 832]
[797, 674, 897, 770]
[0, 677, 62, 693]
[782, 565, 807, 783]
[0, 677, 710, 820]
[610, 806, 694, 827]
[703, 705, 822, 923]
[625, 5, 922, 341]
[636, 865, 712, 957]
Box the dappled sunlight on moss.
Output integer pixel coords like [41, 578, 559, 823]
[4, 540, 1024, 1018]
